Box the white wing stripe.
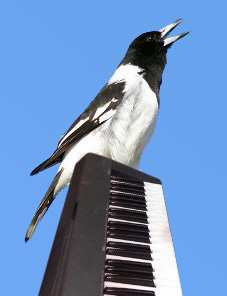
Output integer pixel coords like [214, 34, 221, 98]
[92, 101, 112, 120]
[58, 117, 88, 147]
[98, 108, 116, 123]
[58, 98, 118, 147]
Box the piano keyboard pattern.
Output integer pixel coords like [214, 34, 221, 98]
[103, 175, 182, 296]
[39, 154, 182, 296]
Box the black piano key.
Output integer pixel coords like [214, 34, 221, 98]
[110, 202, 147, 212]
[110, 195, 146, 204]
[110, 189, 145, 199]
[108, 208, 148, 224]
[110, 200, 147, 211]
[111, 176, 145, 188]
[104, 275, 155, 287]
[108, 221, 149, 233]
[107, 241, 152, 254]
[110, 185, 146, 196]
[107, 226, 149, 237]
[105, 259, 153, 273]
[105, 271, 154, 279]
[110, 185, 145, 195]
[111, 203, 146, 212]
[106, 249, 152, 260]
[106, 242, 152, 260]
[105, 264, 152, 274]
[105, 265, 154, 279]
[107, 231, 150, 244]
[107, 221, 150, 242]
[104, 287, 155, 296]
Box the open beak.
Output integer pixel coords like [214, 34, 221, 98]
[159, 19, 189, 47]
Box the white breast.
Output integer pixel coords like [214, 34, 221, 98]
[107, 64, 159, 168]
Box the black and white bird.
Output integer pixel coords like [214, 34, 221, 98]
[25, 19, 188, 241]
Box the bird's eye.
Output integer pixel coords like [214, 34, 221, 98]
[147, 36, 152, 41]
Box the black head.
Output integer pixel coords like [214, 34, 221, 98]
[121, 19, 188, 71]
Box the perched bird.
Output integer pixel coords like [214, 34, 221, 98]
[25, 19, 188, 241]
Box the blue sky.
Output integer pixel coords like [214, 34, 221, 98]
[1, 1, 226, 295]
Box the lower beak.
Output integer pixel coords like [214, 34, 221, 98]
[159, 19, 189, 47]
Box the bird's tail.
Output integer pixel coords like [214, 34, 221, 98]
[25, 168, 64, 242]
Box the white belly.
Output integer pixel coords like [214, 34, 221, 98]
[107, 78, 159, 167]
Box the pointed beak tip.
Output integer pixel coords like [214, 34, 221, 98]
[159, 18, 185, 35]
[178, 31, 190, 39]
[160, 19, 188, 47]
[176, 18, 183, 24]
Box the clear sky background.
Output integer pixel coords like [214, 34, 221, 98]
[1, 1, 226, 295]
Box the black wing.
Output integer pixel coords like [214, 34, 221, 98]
[30, 81, 125, 176]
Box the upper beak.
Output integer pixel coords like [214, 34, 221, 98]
[159, 19, 189, 47]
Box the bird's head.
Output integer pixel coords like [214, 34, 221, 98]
[122, 19, 188, 71]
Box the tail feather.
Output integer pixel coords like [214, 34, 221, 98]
[30, 155, 62, 176]
[25, 168, 64, 242]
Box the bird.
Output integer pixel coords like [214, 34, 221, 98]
[25, 19, 188, 241]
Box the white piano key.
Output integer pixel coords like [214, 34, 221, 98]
[104, 281, 182, 296]
[146, 200, 166, 206]
[108, 217, 169, 225]
[109, 204, 168, 217]
[107, 234, 171, 245]
[153, 270, 181, 282]
[106, 254, 178, 269]
[106, 237, 175, 252]
[154, 278, 181, 288]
